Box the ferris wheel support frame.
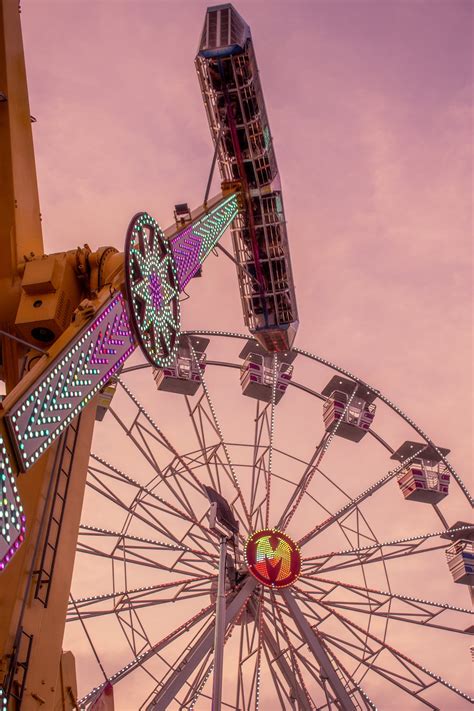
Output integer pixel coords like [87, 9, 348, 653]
[146, 575, 257, 710]
[282, 589, 356, 710]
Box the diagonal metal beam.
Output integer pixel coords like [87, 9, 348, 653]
[146, 576, 257, 710]
[261, 620, 312, 711]
[281, 588, 356, 711]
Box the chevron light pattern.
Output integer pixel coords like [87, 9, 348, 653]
[6, 293, 136, 471]
[170, 193, 239, 290]
[0, 434, 25, 570]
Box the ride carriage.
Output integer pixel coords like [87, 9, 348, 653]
[391, 441, 450, 503]
[239, 340, 294, 404]
[322, 376, 376, 442]
[442, 523, 474, 585]
[154, 336, 209, 395]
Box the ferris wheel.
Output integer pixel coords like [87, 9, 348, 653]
[64, 330, 473, 711]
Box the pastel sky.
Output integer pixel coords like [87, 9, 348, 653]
[19, 0, 472, 708]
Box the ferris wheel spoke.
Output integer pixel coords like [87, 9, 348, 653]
[76, 527, 217, 581]
[277, 432, 329, 531]
[253, 587, 265, 710]
[320, 631, 450, 710]
[115, 379, 220, 522]
[143, 576, 257, 710]
[261, 642, 297, 710]
[184, 394, 227, 496]
[290, 589, 434, 708]
[297, 576, 473, 635]
[282, 598, 377, 710]
[86, 456, 216, 553]
[185, 589, 250, 711]
[116, 604, 159, 661]
[107, 403, 201, 522]
[78, 596, 218, 708]
[76, 546, 209, 579]
[302, 643, 378, 711]
[189, 342, 252, 528]
[184, 662, 215, 711]
[128, 416, 204, 517]
[300, 589, 474, 707]
[180, 653, 215, 711]
[78, 524, 217, 561]
[300, 525, 473, 576]
[140, 617, 217, 710]
[267, 591, 317, 710]
[67, 575, 215, 622]
[297, 448, 433, 548]
[249, 400, 271, 530]
[160, 648, 215, 711]
[281, 383, 359, 532]
[263, 354, 278, 528]
[88, 457, 230, 576]
[291, 645, 376, 711]
[279, 588, 358, 710]
[292, 651, 338, 710]
[182, 394, 250, 534]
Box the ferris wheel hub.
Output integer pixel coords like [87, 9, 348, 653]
[245, 528, 301, 589]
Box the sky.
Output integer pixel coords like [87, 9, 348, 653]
[19, 0, 473, 708]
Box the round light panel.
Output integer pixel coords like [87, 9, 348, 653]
[125, 212, 181, 368]
[245, 529, 301, 589]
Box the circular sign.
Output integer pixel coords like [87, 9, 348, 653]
[245, 529, 301, 589]
[125, 212, 181, 368]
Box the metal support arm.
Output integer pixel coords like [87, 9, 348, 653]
[147, 576, 257, 710]
[262, 621, 313, 711]
[281, 589, 356, 711]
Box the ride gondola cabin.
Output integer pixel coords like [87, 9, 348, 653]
[391, 441, 450, 504]
[239, 340, 294, 404]
[321, 376, 376, 442]
[154, 336, 209, 395]
[442, 523, 474, 586]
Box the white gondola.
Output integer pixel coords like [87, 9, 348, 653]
[154, 336, 209, 396]
[390, 441, 450, 503]
[322, 376, 376, 443]
[446, 539, 474, 585]
[239, 340, 295, 403]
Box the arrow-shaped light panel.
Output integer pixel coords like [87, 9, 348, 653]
[6, 293, 135, 471]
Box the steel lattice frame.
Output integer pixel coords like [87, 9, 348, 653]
[65, 332, 473, 711]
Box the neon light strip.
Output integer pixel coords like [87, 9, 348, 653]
[170, 193, 239, 290]
[6, 293, 136, 471]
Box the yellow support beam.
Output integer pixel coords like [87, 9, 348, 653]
[0, 0, 44, 277]
[0, 0, 44, 391]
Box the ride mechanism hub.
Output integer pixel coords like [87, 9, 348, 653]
[245, 529, 301, 589]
